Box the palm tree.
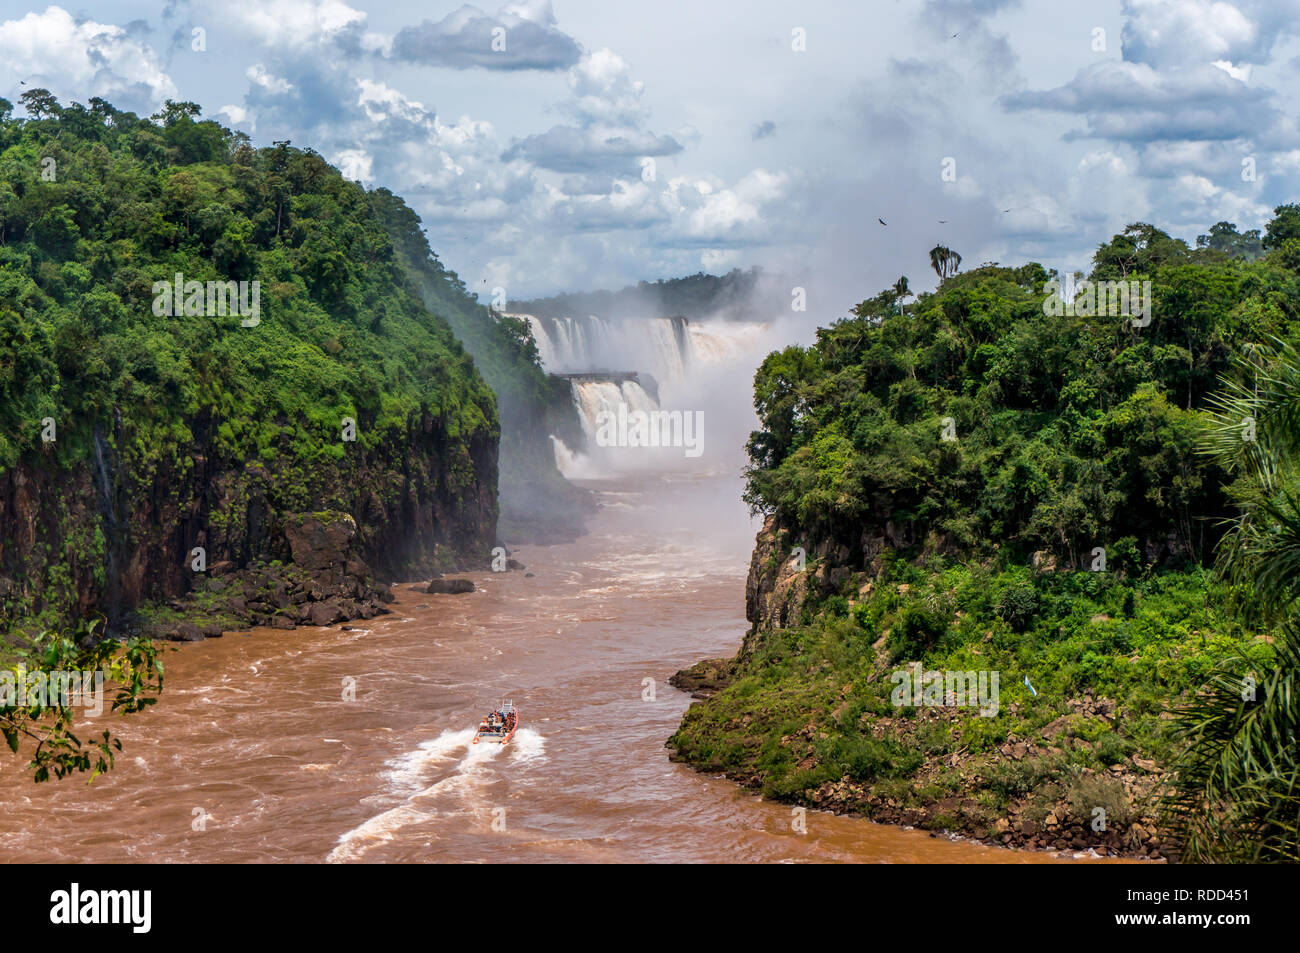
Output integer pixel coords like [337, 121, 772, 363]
[929, 245, 962, 281]
[892, 276, 911, 316]
[1204, 338, 1300, 620]
[1159, 338, 1300, 862]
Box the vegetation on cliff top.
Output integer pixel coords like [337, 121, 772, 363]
[0, 92, 496, 475]
[743, 216, 1300, 563]
[511, 266, 765, 321]
[673, 210, 1300, 861]
[0, 92, 505, 629]
[374, 191, 587, 541]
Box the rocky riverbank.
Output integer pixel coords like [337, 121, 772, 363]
[668, 518, 1196, 861]
[128, 511, 397, 640]
[671, 663, 1171, 860]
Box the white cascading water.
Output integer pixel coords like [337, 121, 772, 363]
[687, 321, 772, 365]
[510, 312, 772, 477]
[519, 314, 691, 385]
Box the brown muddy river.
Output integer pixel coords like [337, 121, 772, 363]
[0, 470, 1082, 863]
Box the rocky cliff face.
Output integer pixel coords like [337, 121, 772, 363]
[741, 516, 859, 654]
[0, 410, 497, 637]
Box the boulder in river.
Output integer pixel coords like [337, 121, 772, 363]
[426, 578, 475, 594]
[308, 602, 345, 626]
[168, 621, 205, 642]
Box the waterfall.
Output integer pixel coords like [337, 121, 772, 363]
[687, 321, 772, 365]
[571, 380, 659, 446]
[515, 311, 772, 478]
[92, 426, 123, 631]
[517, 314, 694, 385]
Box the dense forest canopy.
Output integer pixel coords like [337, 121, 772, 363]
[743, 208, 1300, 570]
[0, 92, 512, 630]
[673, 207, 1300, 863]
[0, 92, 499, 475]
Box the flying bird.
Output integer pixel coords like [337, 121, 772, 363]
[878, 218, 888, 226]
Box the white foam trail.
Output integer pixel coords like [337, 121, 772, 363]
[382, 728, 479, 792]
[508, 728, 546, 764]
[327, 727, 545, 862]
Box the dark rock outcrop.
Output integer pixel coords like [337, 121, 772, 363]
[668, 657, 736, 698]
[0, 410, 496, 638]
[285, 513, 358, 571]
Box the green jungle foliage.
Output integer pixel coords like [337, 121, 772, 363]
[674, 209, 1300, 862]
[0, 93, 497, 485]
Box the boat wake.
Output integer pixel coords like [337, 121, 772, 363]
[326, 727, 545, 862]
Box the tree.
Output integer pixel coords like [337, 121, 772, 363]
[1091, 222, 1189, 278]
[19, 87, 60, 120]
[87, 97, 116, 122]
[929, 245, 961, 281]
[152, 100, 202, 127]
[1160, 339, 1300, 861]
[892, 276, 912, 315]
[1263, 203, 1300, 250]
[1196, 221, 1264, 261]
[744, 344, 820, 475]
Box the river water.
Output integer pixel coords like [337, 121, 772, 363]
[0, 469, 1074, 863]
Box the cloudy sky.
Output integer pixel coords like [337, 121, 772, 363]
[2, 0, 1300, 313]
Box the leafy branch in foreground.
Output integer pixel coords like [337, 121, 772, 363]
[1159, 628, 1299, 862]
[0, 619, 164, 783]
[1161, 341, 1300, 861]
[1202, 338, 1300, 623]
